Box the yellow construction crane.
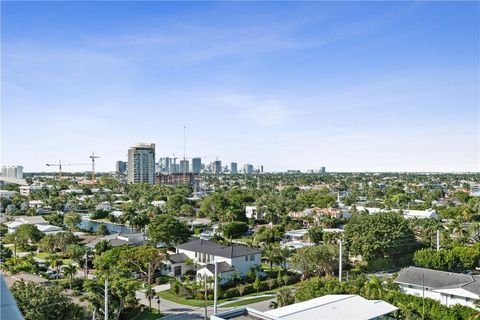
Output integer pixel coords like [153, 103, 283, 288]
[45, 161, 89, 179]
[89, 152, 100, 183]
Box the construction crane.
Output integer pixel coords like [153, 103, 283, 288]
[46, 161, 89, 179]
[89, 152, 100, 183]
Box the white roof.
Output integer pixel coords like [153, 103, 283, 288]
[35, 224, 63, 233]
[403, 209, 438, 219]
[266, 294, 398, 320]
[285, 229, 309, 237]
[110, 210, 124, 217]
[5, 221, 23, 229]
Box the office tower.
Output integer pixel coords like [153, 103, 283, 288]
[213, 160, 222, 174]
[180, 160, 189, 173]
[260, 165, 263, 173]
[1, 167, 6, 176]
[230, 162, 238, 174]
[15, 166, 23, 179]
[116, 161, 127, 174]
[160, 157, 172, 173]
[192, 158, 202, 174]
[320, 166, 326, 173]
[127, 143, 155, 184]
[244, 164, 253, 175]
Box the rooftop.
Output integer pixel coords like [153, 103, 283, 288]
[177, 239, 261, 259]
[395, 266, 480, 297]
[266, 294, 398, 320]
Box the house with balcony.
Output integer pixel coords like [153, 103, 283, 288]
[167, 239, 261, 283]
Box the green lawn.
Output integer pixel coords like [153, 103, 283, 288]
[120, 307, 162, 320]
[34, 252, 74, 265]
[157, 290, 213, 307]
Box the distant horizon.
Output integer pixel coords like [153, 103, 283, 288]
[2, 2, 479, 172]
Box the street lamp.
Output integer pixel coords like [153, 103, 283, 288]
[156, 297, 161, 314]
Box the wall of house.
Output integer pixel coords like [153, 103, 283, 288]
[196, 268, 233, 285]
[399, 284, 477, 309]
[229, 253, 261, 276]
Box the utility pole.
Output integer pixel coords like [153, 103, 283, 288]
[204, 274, 208, 320]
[105, 277, 109, 320]
[436, 230, 440, 251]
[422, 272, 425, 320]
[84, 248, 89, 278]
[214, 261, 218, 315]
[338, 239, 343, 282]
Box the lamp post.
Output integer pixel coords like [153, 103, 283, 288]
[156, 297, 161, 314]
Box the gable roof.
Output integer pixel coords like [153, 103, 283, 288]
[176, 239, 260, 258]
[395, 267, 480, 297]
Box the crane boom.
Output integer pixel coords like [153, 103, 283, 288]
[89, 152, 100, 183]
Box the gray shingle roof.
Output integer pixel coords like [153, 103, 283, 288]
[168, 253, 189, 264]
[395, 267, 480, 296]
[176, 239, 260, 258]
[204, 262, 235, 274]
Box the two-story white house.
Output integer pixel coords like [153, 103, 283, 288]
[395, 267, 480, 309]
[168, 239, 261, 284]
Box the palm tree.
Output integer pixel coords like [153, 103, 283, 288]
[145, 288, 156, 310]
[276, 287, 294, 307]
[263, 243, 280, 271]
[62, 264, 77, 290]
[47, 254, 63, 280]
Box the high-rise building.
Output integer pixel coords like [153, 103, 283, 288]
[192, 158, 202, 174]
[116, 161, 127, 174]
[320, 167, 326, 173]
[160, 157, 172, 173]
[180, 160, 189, 174]
[213, 160, 222, 174]
[1, 166, 23, 179]
[127, 143, 155, 184]
[230, 162, 238, 174]
[244, 164, 254, 175]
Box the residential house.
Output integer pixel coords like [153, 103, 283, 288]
[395, 267, 480, 309]
[173, 239, 261, 284]
[212, 294, 398, 320]
[402, 209, 438, 219]
[5, 216, 61, 234]
[245, 206, 265, 220]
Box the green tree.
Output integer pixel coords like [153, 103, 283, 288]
[276, 287, 295, 307]
[263, 242, 281, 271]
[0, 243, 13, 260]
[291, 245, 339, 280]
[94, 240, 112, 255]
[307, 227, 324, 244]
[64, 212, 81, 231]
[47, 254, 63, 279]
[221, 221, 248, 238]
[96, 224, 110, 236]
[148, 214, 191, 247]
[62, 264, 77, 290]
[253, 274, 261, 293]
[6, 224, 44, 252]
[344, 212, 418, 260]
[11, 281, 85, 320]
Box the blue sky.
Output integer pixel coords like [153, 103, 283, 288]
[1, 1, 479, 172]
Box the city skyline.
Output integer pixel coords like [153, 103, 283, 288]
[2, 2, 479, 172]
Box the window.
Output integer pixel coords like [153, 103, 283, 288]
[245, 256, 248, 261]
[250, 254, 255, 261]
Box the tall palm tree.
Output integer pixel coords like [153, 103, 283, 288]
[263, 243, 280, 271]
[62, 264, 77, 290]
[47, 254, 63, 280]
